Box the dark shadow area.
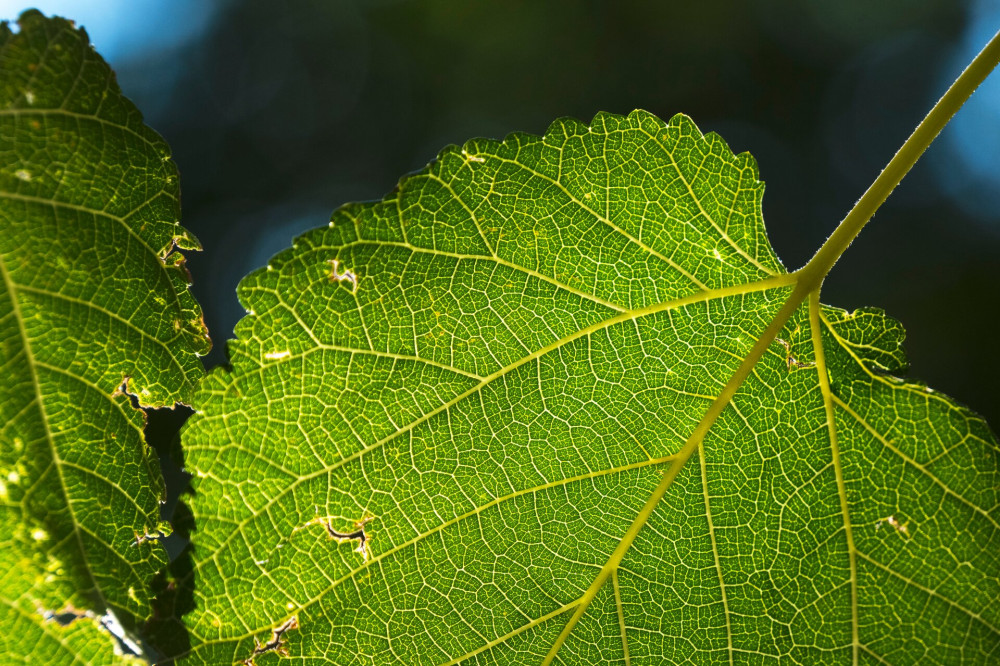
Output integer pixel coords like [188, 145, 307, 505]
[142, 406, 197, 661]
[144, 405, 195, 560]
[143, 502, 196, 663]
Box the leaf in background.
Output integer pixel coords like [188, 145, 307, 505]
[0, 10, 209, 662]
[179, 110, 998, 664]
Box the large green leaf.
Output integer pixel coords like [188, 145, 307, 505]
[178, 110, 999, 664]
[0, 11, 209, 662]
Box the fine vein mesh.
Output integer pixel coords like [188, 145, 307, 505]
[178, 110, 999, 664]
[0, 10, 208, 662]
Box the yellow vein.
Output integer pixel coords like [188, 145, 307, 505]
[637, 125, 776, 277]
[0, 191, 171, 254]
[318, 342, 484, 381]
[699, 440, 734, 666]
[186, 453, 677, 652]
[540, 280, 811, 665]
[223, 334, 485, 384]
[819, 308, 997, 469]
[32, 361, 145, 437]
[58, 460, 149, 519]
[0, 190, 190, 319]
[436, 602, 579, 666]
[421, 172, 498, 258]
[191, 272, 796, 570]
[0, 107, 167, 155]
[0, 598, 90, 666]
[855, 550, 1000, 635]
[487, 154, 711, 291]
[208, 442, 299, 481]
[0, 391, 45, 434]
[338, 239, 626, 313]
[349, 277, 377, 352]
[266, 293, 325, 348]
[818, 309, 971, 414]
[612, 569, 631, 666]
[71, 521, 146, 572]
[832, 394, 999, 530]
[59, 36, 91, 122]
[326, 452, 678, 585]
[17, 284, 191, 377]
[809, 290, 859, 665]
[858, 645, 892, 665]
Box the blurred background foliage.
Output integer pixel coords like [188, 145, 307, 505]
[4, 1, 998, 430]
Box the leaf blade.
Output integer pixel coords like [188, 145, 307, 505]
[179, 110, 998, 664]
[0, 10, 208, 661]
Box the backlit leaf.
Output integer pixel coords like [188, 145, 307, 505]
[178, 110, 998, 664]
[0, 11, 209, 662]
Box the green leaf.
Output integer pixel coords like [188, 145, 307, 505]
[0, 10, 208, 661]
[179, 110, 999, 664]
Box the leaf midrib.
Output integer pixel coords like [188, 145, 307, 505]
[184, 30, 1000, 657]
[0, 251, 110, 613]
[182, 271, 803, 661]
[540, 276, 814, 665]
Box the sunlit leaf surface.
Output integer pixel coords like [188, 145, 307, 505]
[0, 11, 208, 662]
[180, 110, 999, 664]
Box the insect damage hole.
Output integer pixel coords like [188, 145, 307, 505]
[40, 604, 90, 626]
[112, 375, 146, 410]
[40, 605, 142, 657]
[775, 338, 816, 371]
[294, 515, 374, 562]
[875, 514, 911, 537]
[242, 617, 299, 665]
[133, 522, 171, 547]
[461, 148, 485, 163]
[326, 258, 359, 293]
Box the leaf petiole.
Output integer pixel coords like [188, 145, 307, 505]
[797, 27, 1000, 291]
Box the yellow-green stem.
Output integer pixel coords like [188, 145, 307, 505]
[797, 27, 1000, 291]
